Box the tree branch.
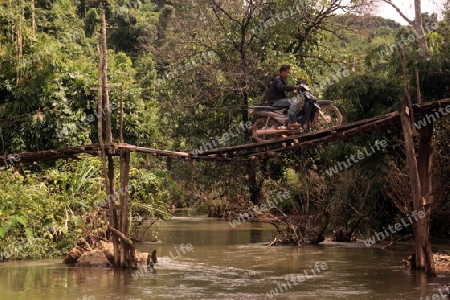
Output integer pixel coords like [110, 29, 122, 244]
[382, 0, 414, 26]
[381, 234, 413, 249]
[208, 0, 241, 25]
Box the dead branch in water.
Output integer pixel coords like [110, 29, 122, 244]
[381, 234, 413, 250]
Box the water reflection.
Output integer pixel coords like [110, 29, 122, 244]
[249, 222, 266, 244]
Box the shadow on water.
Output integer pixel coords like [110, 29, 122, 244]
[0, 217, 448, 300]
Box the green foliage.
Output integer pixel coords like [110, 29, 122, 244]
[129, 166, 178, 218]
[0, 0, 164, 151]
[0, 156, 103, 259]
[0, 154, 175, 259]
[325, 72, 402, 122]
[84, 9, 100, 37]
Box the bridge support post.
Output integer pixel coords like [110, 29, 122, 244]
[415, 119, 435, 275]
[106, 150, 136, 268]
[119, 150, 136, 268]
[399, 95, 436, 276]
[107, 155, 120, 266]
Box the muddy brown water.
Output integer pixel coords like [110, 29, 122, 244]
[0, 217, 449, 300]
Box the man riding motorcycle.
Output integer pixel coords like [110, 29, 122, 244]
[250, 65, 343, 142]
[268, 65, 301, 128]
[267, 65, 308, 129]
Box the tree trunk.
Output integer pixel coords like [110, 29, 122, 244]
[31, 0, 36, 40]
[239, 37, 250, 142]
[238, 21, 259, 204]
[14, 0, 24, 84]
[414, 0, 429, 53]
[382, 0, 429, 54]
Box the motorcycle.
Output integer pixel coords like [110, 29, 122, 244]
[249, 82, 343, 142]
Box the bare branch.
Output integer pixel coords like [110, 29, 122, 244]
[382, 0, 414, 25]
[208, 0, 241, 24]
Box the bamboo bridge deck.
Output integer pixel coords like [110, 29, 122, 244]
[1, 98, 449, 165]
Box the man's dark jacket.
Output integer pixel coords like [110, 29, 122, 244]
[267, 76, 295, 104]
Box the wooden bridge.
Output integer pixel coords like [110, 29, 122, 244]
[1, 97, 449, 270]
[2, 98, 448, 165]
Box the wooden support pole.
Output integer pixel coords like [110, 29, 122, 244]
[416, 120, 437, 276]
[97, 45, 111, 206]
[119, 82, 124, 143]
[120, 150, 131, 237]
[99, 6, 124, 267]
[97, 45, 104, 147]
[399, 48, 436, 276]
[119, 150, 134, 267]
[400, 47, 417, 133]
[415, 68, 422, 105]
[399, 95, 424, 264]
[107, 155, 120, 266]
[108, 156, 116, 222]
[101, 9, 113, 144]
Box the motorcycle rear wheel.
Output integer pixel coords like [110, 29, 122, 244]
[252, 117, 283, 143]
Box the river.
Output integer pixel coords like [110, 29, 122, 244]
[0, 217, 448, 299]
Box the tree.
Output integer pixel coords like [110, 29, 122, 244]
[382, 0, 429, 53]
